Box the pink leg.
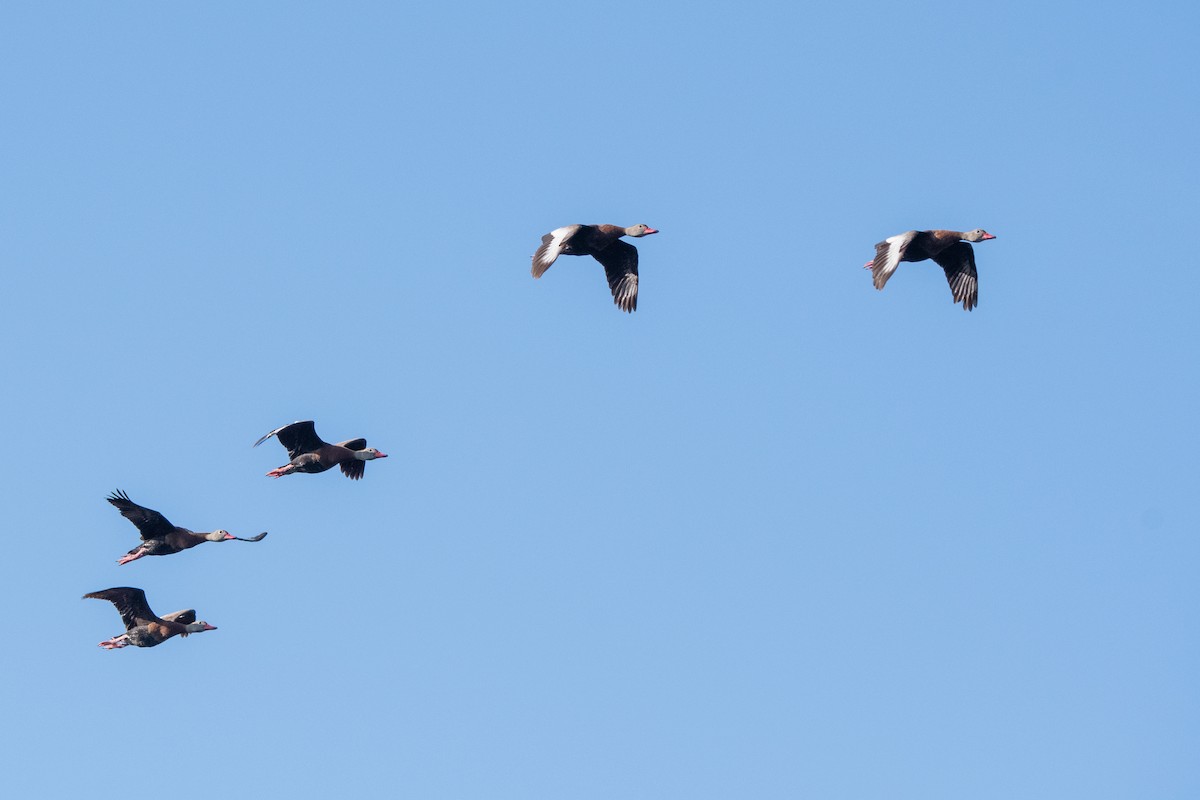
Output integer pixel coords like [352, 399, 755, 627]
[863, 261, 873, 269]
[98, 636, 129, 649]
[266, 465, 294, 478]
[117, 550, 146, 565]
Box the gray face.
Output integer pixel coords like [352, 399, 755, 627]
[964, 229, 991, 241]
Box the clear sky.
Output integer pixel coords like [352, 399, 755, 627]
[2, 2, 1196, 798]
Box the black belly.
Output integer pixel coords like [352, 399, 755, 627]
[126, 629, 163, 647]
[904, 233, 940, 263]
[142, 540, 178, 557]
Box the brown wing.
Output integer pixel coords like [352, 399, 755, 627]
[106, 490, 177, 541]
[592, 240, 639, 313]
[254, 420, 327, 459]
[336, 438, 367, 450]
[161, 609, 197, 625]
[931, 242, 979, 311]
[84, 587, 157, 630]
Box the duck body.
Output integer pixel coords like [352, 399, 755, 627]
[544, 225, 629, 258]
[532, 223, 658, 312]
[891, 230, 959, 260]
[127, 534, 211, 559]
[118, 623, 183, 649]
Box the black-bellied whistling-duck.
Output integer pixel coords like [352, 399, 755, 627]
[107, 490, 267, 565]
[254, 420, 387, 479]
[532, 224, 659, 312]
[83, 587, 216, 649]
[865, 229, 996, 311]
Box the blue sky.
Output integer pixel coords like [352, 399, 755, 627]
[2, 2, 1197, 798]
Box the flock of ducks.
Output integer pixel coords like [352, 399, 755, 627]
[531, 224, 996, 313]
[84, 224, 996, 649]
[84, 420, 386, 649]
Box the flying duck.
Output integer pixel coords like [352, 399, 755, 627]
[866, 229, 996, 310]
[107, 490, 267, 565]
[254, 420, 387, 479]
[84, 587, 217, 649]
[532, 224, 659, 312]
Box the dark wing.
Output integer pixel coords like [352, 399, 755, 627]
[161, 609, 197, 625]
[932, 242, 979, 311]
[335, 439, 368, 479]
[592, 240, 639, 313]
[107, 490, 176, 541]
[84, 587, 155, 630]
[254, 420, 326, 459]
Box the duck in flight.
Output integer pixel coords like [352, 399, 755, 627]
[106, 490, 267, 565]
[532, 224, 658, 312]
[254, 420, 387, 479]
[84, 587, 217, 649]
[866, 229, 996, 310]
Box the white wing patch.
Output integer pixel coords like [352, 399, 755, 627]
[872, 231, 915, 290]
[531, 225, 579, 278]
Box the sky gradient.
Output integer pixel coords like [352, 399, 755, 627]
[2, 2, 1197, 798]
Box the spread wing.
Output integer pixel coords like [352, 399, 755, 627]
[161, 609, 197, 625]
[532, 225, 581, 278]
[107, 490, 175, 541]
[254, 420, 326, 458]
[592, 240, 639, 313]
[336, 438, 367, 450]
[84, 587, 156, 630]
[870, 231, 916, 290]
[932, 242, 979, 311]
